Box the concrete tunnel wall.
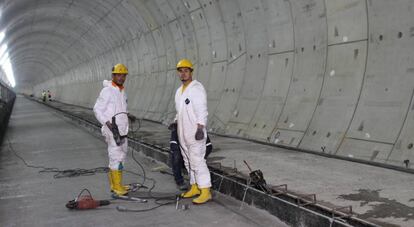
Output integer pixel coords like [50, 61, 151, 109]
[10, 0, 412, 169]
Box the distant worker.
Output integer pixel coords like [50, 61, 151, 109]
[47, 90, 52, 101]
[93, 63, 136, 196]
[169, 122, 213, 191]
[41, 90, 47, 102]
[174, 59, 212, 204]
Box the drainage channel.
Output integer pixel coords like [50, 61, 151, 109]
[29, 96, 379, 227]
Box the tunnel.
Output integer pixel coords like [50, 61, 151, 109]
[0, 0, 414, 226]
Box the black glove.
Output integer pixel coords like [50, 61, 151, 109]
[168, 122, 177, 131]
[195, 128, 204, 140]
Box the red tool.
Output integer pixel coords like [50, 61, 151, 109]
[66, 189, 110, 210]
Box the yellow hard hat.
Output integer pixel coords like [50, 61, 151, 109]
[112, 63, 128, 74]
[176, 59, 193, 70]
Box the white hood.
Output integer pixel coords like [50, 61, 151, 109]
[103, 80, 112, 87]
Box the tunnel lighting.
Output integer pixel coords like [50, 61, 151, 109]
[0, 32, 4, 43]
[0, 44, 7, 58]
[0, 33, 16, 87]
[1, 55, 15, 87]
[2, 59, 15, 87]
[0, 51, 8, 64]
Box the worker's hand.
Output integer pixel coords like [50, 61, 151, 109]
[127, 113, 137, 122]
[195, 127, 204, 140]
[168, 122, 177, 131]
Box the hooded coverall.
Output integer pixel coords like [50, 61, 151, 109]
[93, 80, 129, 170]
[175, 80, 211, 188]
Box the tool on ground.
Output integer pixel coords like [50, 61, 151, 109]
[66, 189, 110, 210]
[175, 195, 190, 211]
[243, 160, 271, 194]
[175, 195, 180, 209]
[111, 183, 148, 203]
[111, 182, 148, 202]
[112, 193, 148, 202]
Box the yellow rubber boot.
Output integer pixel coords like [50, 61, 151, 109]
[192, 188, 212, 204]
[108, 170, 130, 192]
[181, 184, 201, 198]
[111, 170, 128, 196]
[108, 170, 114, 192]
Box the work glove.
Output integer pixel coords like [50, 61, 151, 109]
[168, 122, 177, 131]
[195, 128, 204, 140]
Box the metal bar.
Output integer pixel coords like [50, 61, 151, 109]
[243, 160, 253, 172]
[332, 206, 353, 218]
[297, 194, 316, 207]
[271, 184, 288, 195]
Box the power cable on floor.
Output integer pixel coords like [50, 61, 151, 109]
[6, 138, 109, 178]
[6, 133, 178, 213]
[116, 148, 177, 212]
[129, 145, 178, 199]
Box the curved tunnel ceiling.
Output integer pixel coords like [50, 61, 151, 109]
[1, 0, 139, 85]
[2, 0, 414, 170]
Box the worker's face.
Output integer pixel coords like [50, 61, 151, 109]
[177, 67, 192, 83]
[112, 73, 127, 86]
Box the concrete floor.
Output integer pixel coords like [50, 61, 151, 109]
[29, 97, 414, 227]
[140, 127, 414, 227]
[0, 96, 287, 227]
[134, 125, 414, 227]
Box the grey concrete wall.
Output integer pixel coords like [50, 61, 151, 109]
[4, 0, 413, 169]
[0, 80, 16, 146]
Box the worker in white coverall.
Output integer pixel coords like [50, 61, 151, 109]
[93, 63, 136, 196]
[174, 59, 212, 204]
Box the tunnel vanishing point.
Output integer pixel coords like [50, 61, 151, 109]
[1, 0, 414, 171]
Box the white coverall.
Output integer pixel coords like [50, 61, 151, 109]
[93, 80, 129, 170]
[175, 80, 211, 188]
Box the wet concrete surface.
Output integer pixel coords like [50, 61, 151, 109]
[339, 189, 414, 226]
